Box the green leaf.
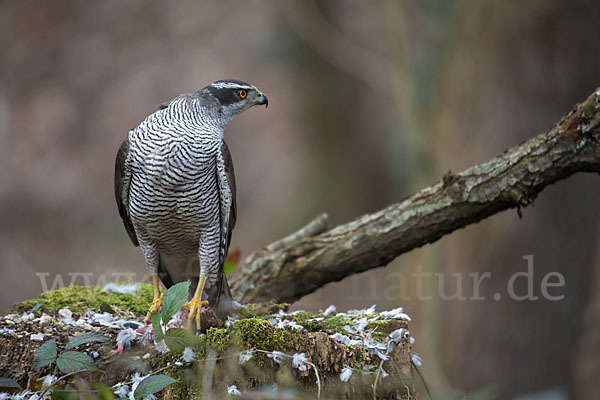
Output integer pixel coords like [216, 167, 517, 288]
[51, 390, 78, 400]
[92, 383, 116, 400]
[164, 328, 197, 352]
[33, 340, 57, 369]
[133, 375, 177, 399]
[161, 281, 190, 325]
[223, 248, 241, 275]
[0, 377, 21, 389]
[99, 302, 116, 314]
[56, 351, 97, 373]
[66, 331, 110, 349]
[151, 312, 163, 342]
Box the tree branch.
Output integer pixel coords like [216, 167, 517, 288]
[230, 87, 600, 304]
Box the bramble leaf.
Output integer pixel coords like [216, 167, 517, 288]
[133, 375, 177, 399]
[151, 312, 163, 342]
[56, 351, 97, 373]
[92, 383, 116, 400]
[0, 377, 21, 389]
[164, 328, 197, 352]
[33, 340, 57, 369]
[161, 281, 190, 325]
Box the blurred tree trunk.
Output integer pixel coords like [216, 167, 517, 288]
[428, 2, 600, 398]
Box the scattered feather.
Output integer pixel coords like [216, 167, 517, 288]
[239, 350, 255, 365]
[139, 325, 154, 347]
[267, 350, 285, 365]
[225, 315, 238, 327]
[292, 353, 309, 371]
[12, 390, 32, 400]
[274, 319, 304, 331]
[155, 340, 169, 354]
[389, 328, 409, 344]
[411, 353, 423, 366]
[30, 333, 45, 341]
[354, 318, 368, 332]
[21, 312, 34, 321]
[323, 305, 336, 316]
[380, 307, 411, 321]
[116, 328, 138, 348]
[42, 375, 58, 388]
[88, 311, 115, 327]
[375, 349, 389, 361]
[330, 333, 351, 345]
[167, 311, 183, 327]
[340, 366, 353, 382]
[348, 304, 376, 315]
[182, 347, 196, 363]
[32, 313, 51, 324]
[102, 282, 140, 295]
[227, 385, 241, 396]
[129, 373, 144, 390]
[113, 383, 130, 398]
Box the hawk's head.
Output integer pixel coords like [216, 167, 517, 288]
[201, 79, 268, 120]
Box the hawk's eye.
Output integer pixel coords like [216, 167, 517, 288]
[238, 90, 247, 99]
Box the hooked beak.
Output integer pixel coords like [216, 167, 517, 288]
[254, 91, 269, 108]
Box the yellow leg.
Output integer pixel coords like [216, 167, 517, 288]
[182, 275, 209, 331]
[145, 274, 164, 324]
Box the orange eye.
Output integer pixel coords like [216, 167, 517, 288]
[239, 90, 247, 98]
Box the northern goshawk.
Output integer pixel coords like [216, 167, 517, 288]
[114, 79, 268, 330]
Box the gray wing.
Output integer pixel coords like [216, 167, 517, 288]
[216, 141, 237, 267]
[207, 141, 236, 315]
[114, 135, 139, 246]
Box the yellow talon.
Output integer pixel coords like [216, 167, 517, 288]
[145, 274, 164, 324]
[182, 276, 207, 331]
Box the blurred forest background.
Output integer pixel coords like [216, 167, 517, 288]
[1, 1, 600, 399]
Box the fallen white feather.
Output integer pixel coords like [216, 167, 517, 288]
[102, 282, 140, 295]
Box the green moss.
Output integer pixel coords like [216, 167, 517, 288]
[233, 318, 290, 351]
[148, 352, 196, 399]
[15, 283, 154, 316]
[204, 327, 230, 352]
[321, 315, 350, 333]
[237, 302, 290, 319]
[350, 347, 368, 370]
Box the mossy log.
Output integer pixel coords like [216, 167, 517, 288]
[0, 284, 417, 399]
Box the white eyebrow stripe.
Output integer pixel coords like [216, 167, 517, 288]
[210, 82, 255, 90]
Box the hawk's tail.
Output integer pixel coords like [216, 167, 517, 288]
[214, 274, 234, 317]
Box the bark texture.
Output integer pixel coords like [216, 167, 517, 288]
[230, 87, 600, 304]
